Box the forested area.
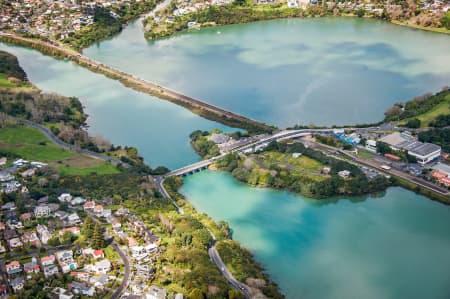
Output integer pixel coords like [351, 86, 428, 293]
[419, 128, 450, 153]
[0, 51, 27, 81]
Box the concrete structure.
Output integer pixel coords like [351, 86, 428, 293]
[379, 132, 414, 151]
[405, 142, 441, 165]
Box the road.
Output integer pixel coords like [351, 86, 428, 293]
[0, 32, 273, 133]
[155, 176, 252, 297]
[310, 141, 449, 197]
[209, 245, 251, 299]
[16, 118, 127, 166]
[110, 242, 131, 299]
[89, 213, 131, 299]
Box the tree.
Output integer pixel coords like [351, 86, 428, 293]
[405, 118, 421, 128]
[91, 222, 105, 249]
[61, 231, 74, 245]
[82, 217, 94, 239]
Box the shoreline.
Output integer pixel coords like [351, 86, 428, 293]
[0, 33, 274, 134]
[144, 8, 450, 41]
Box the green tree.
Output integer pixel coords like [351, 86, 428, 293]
[91, 222, 105, 249]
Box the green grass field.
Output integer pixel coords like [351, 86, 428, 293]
[396, 93, 450, 127]
[0, 125, 120, 176]
[258, 151, 327, 181]
[0, 126, 74, 161]
[57, 163, 120, 176]
[0, 73, 17, 88]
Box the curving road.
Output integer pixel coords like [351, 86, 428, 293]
[110, 242, 131, 299]
[16, 118, 127, 166]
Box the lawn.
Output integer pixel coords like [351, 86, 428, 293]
[0, 126, 74, 161]
[396, 93, 450, 127]
[258, 151, 327, 181]
[57, 163, 120, 176]
[0, 73, 16, 88]
[0, 125, 120, 176]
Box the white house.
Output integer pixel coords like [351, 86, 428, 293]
[93, 259, 111, 274]
[34, 205, 51, 218]
[131, 246, 148, 260]
[58, 193, 73, 202]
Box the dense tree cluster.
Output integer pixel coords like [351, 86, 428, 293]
[418, 128, 450, 153]
[0, 50, 27, 81]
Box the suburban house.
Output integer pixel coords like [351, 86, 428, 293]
[8, 237, 23, 249]
[51, 287, 74, 299]
[56, 250, 78, 273]
[146, 285, 167, 299]
[93, 259, 111, 274]
[41, 255, 56, 266]
[58, 193, 73, 202]
[112, 220, 121, 230]
[66, 213, 82, 225]
[70, 271, 91, 282]
[83, 201, 95, 211]
[83, 248, 104, 259]
[93, 205, 104, 215]
[43, 264, 59, 278]
[36, 224, 52, 245]
[21, 231, 39, 246]
[70, 196, 86, 206]
[20, 213, 32, 222]
[23, 261, 40, 274]
[131, 246, 148, 260]
[10, 276, 25, 293]
[69, 282, 95, 297]
[34, 204, 51, 218]
[6, 260, 22, 276]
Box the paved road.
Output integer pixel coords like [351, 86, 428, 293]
[155, 176, 251, 297]
[16, 119, 127, 166]
[208, 239, 251, 299]
[110, 242, 131, 299]
[310, 141, 449, 197]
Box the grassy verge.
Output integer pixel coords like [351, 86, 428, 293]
[0, 125, 120, 176]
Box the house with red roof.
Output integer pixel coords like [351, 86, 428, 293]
[5, 261, 21, 276]
[40, 255, 55, 266]
[23, 261, 40, 274]
[83, 201, 95, 211]
[93, 205, 104, 214]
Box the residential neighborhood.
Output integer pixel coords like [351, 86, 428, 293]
[0, 157, 172, 298]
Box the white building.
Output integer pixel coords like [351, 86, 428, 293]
[34, 205, 51, 218]
[405, 142, 441, 165]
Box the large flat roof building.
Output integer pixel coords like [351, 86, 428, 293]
[405, 142, 441, 165]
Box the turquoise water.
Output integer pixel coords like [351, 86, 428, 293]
[84, 17, 450, 127]
[0, 43, 231, 169]
[180, 171, 450, 299]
